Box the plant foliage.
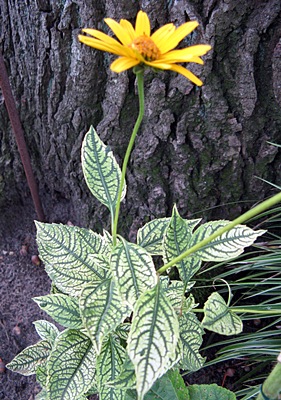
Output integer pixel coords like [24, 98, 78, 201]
[7, 126, 267, 399]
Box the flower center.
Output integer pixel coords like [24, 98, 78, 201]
[130, 35, 160, 61]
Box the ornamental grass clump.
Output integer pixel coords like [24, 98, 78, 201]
[7, 10, 281, 400]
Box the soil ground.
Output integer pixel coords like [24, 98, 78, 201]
[0, 201, 238, 399]
[0, 202, 50, 399]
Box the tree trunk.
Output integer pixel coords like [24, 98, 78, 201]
[1, 0, 281, 239]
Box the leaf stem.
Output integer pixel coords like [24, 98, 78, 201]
[157, 192, 281, 275]
[112, 71, 145, 246]
[193, 308, 281, 315]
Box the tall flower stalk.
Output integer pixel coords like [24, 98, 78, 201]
[112, 68, 145, 245]
[79, 11, 211, 243]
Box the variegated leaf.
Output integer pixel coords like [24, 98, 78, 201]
[110, 237, 157, 309]
[33, 294, 82, 329]
[96, 335, 127, 399]
[190, 220, 266, 261]
[183, 295, 199, 313]
[50, 283, 66, 295]
[6, 340, 52, 376]
[36, 222, 109, 296]
[127, 283, 180, 400]
[85, 385, 99, 396]
[35, 389, 48, 400]
[33, 320, 59, 345]
[115, 323, 131, 341]
[81, 125, 126, 215]
[103, 229, 114, 257]
[162, 279, 195, 315]
[36, 365, 48, 388]
[137, 218, 170, 255]
[163, 205, 201, 282]
[202, 292, 243, 335]
[80, 279, 129, 353]
[178, 312, 205, 371]
[107, 356, 136, 390]
[47, 329, 96, 400]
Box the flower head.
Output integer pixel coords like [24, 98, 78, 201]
[79, 11, 211, 86]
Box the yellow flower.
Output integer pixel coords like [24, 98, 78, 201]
[79, 11, 211, 86]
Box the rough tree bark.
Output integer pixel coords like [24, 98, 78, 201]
[1, 0, 281, 239]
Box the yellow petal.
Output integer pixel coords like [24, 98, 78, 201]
[151, 23, 175, 52]
[160, 21, 199, 54]
[189, 56, 204, 65]
[169, 64, 203, 86]
[135, 11, 150, 36]
[79, 35, 116, 53]
[159, 45, 211, 62]
[142, 60, 172, 70]
[83, 28, 124, 47]
[120, 19, 137, 41]
[79, 35, 129, 57]
[110, 57, 140, 72]
[105, 18, 132, 45]
[80, 29, 135, 57]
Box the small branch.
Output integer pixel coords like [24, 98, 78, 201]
[0, 54, 45, 221]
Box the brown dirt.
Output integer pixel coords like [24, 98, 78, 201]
[0, 201, 51, 399]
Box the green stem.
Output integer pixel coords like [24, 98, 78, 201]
[193, 308, 281, 315]
[256, 353, 281, 400]
[112, 71, 145, 246]
[230, 308, 281, 315]
[157, 192, 281, 275]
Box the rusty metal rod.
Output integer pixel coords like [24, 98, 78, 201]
[0, 53, 45, 221]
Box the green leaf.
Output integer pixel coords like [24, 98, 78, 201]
[127, 283, 180, 400]
[81, 125, 126, 215]
[163, 206, 202, 282]
[33, 320, 59, 344]
[178, 312, 205, 371]
[36, 222, 109, 296]
[125, 389, 137, 400]
[137, 218, 170, 255]
[80, 279, 129, 353]
[190, 221, 266, 261]
[202, 292, 243, 335]
[187, 383, 236, 399]
[33, 294, 82, 329]
[145, 369, 190, 400]
[110, 237, 157, 309]
[47, 329, 96, 400]
[96, 335, 127, 399]
[6, 340, 52, 376]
